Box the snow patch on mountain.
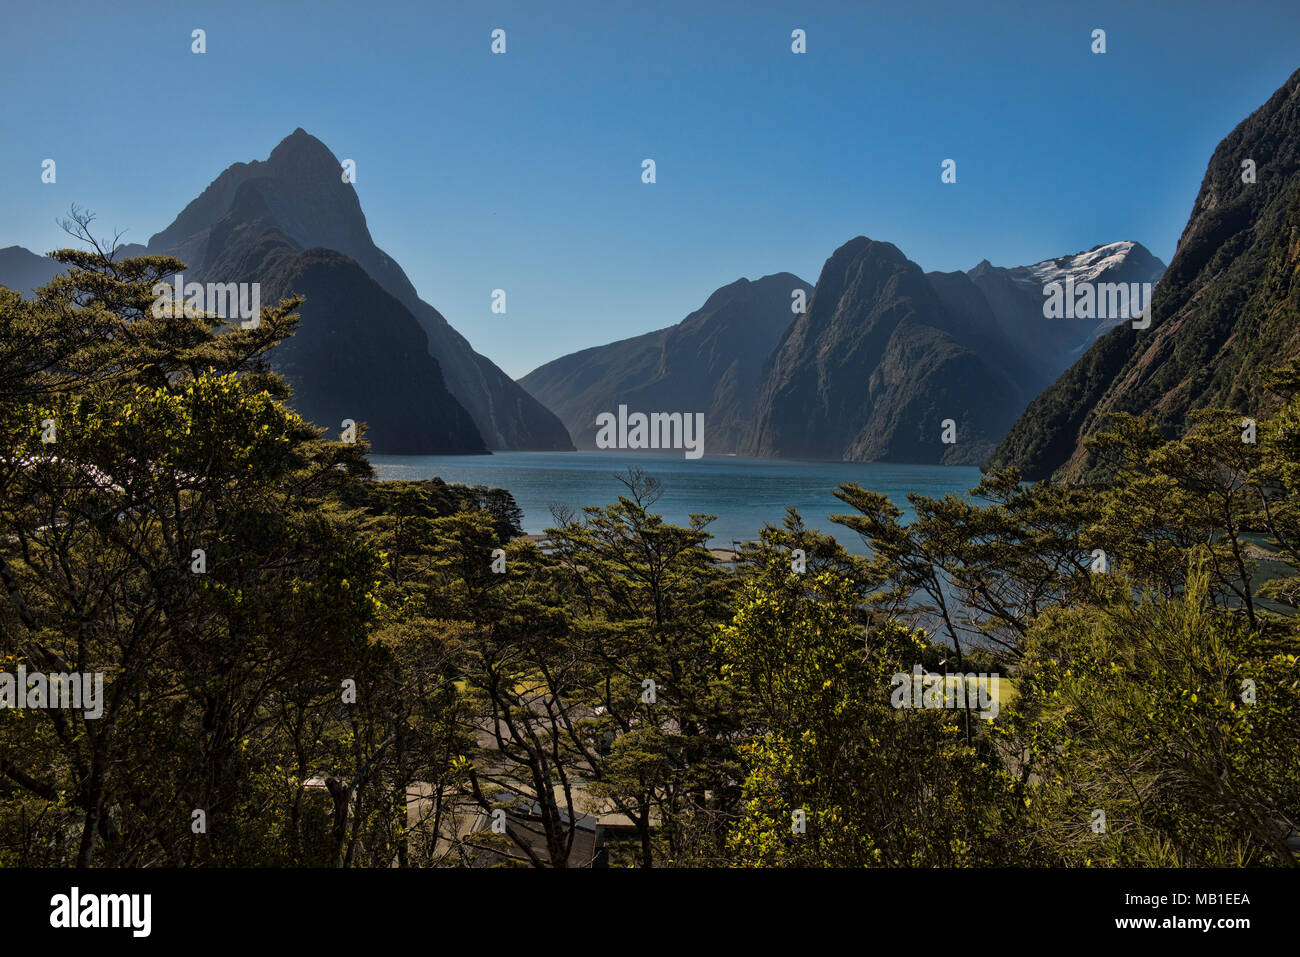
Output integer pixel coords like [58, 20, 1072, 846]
[1015, 241, 1146, 289]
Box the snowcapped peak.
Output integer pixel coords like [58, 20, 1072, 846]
[1001, 241, 1162, 291]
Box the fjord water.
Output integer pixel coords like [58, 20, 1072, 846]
[370, 451, 982, 553]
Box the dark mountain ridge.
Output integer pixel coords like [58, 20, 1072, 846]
[519, 272, 812, 451]
[521, 235, 1165, 466]
[745, 237, 1033, 465]
[143, 129, 572, 452]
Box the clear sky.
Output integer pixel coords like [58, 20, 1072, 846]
[2, 0, 1298, 377]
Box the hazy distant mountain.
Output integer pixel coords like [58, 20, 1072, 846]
[519, 273, 812, 451]
[0, 246, 64, 296]
[744, 238, 1036, 465]
[967, 241, 1166, 379]
[519, 237, 1164, 466]
[0, 133, 503, 455]
[142, 128, 572, 451]
[987, 66, 1300, 480]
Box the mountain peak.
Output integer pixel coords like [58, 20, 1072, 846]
[266, 128, 339, 172]
[146, 127, 369, 278]
[833, 235, 913, 269]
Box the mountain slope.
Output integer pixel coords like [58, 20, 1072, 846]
[193, 183, 486, 454]
[516, 237, 1164, 466]
[518, 273, 811, 451]
[987, 67, 1300, 480]
[967, 241, 1166, 379]
[257, 245, 486, 455]
[145, 128, 572, 451]
[744, 238, 1033, 465]
[0, 246, 65, 297]
[0, 176, 487, 454]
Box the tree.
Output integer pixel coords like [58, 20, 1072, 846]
[717, 542, 1014, 866]
[544, 469, 738, 866]
[0, 217, 380, 865]
[1005, 557, 1300, 866]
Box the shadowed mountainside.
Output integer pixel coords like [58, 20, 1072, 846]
[519, 273, 812, 452]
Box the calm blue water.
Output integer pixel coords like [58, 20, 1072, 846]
[369, 452, 981, 554]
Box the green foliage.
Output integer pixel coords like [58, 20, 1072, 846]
[1005, 558, 1299, 865]
[718, 546, 1013, 866]
[3, 211, 1298, 869]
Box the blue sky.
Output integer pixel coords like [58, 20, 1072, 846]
[2, 0, 1298, 377]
